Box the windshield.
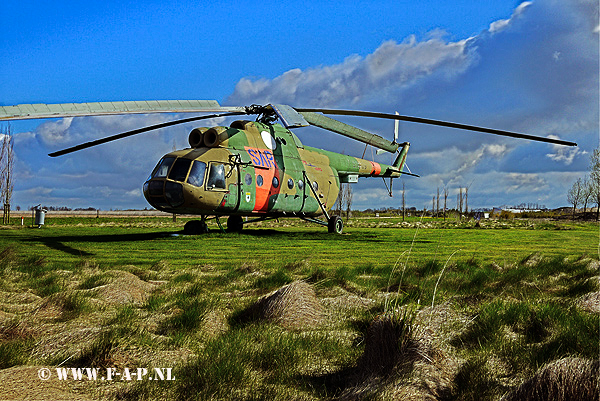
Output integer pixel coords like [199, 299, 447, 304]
[151, 157, 175, 179]
[187, 161, 206, 187]
[168, 158, 192, 182]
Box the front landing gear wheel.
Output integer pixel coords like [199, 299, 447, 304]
[226, 215, 244, 233]
[184, 220, 209, 235]
[328, 215, 343, 234]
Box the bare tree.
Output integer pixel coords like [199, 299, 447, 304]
[567, 178, 583, 219]
[1, 124, 14, 224]
[401, 181, 406, 221]
[344, 183, 353, 220]
[590, 148, 600, 221]
[581, 176, 592, 215]
[335, 183, 345, 217]
[443, 186, 448, 220]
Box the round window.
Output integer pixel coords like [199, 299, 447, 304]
[245, 173, 252, 185]
[257, 174, 263, 187]
[272, 176, 279, 188]
[287, 178, 294, 189]
[298, 180, 304, 190]
[312, 181, 319, 191]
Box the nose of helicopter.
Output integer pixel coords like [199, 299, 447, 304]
[143, 179, 184, 210]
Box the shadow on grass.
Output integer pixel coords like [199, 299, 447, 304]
[20, 232, 170, 256]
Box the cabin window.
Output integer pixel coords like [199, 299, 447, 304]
[207, 163, 226, 190]
[151, 157, 175, 178]
[187, 161, 206, 187]
[256, 174, 263, 187]
[244, 173, 252, 186]
[168, 158, 192, 182]
[287, 178, 294, 189]
[312, 181, 319, 191]
[272, 176, 279, 188]
[297, 179, 304, 190]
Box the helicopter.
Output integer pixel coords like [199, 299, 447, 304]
[0, 100, 577, 234]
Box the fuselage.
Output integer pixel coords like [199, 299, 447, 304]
[143, 121, 407, 217]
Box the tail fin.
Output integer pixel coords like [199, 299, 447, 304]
[393, 142, 410, 169]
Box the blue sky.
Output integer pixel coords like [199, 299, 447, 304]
[1, 0, 598, 211]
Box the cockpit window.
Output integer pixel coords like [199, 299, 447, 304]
[168, 158, 192, 182]
[151, 157, 175, 179]
[207, 163, 226, 190]
[187, 161, 206, 187]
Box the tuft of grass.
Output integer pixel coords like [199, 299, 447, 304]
[450, 356, 505, 401]
[0, 339, 32, 369]
[40, 292, 92, 321]
[452, 300, 600, 378]
[69, 330, 117, 368]
[78, 273, 109, 289]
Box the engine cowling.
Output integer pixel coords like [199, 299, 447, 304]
[188, 127, 208, 148]
[202, 126, 228, 147]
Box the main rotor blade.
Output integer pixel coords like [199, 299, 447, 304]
[295, 108, 577, 147]
[0, 100, 243, 121]
[48, 112, 246, 157]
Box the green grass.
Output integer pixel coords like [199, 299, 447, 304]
[0, 216, 597, 400]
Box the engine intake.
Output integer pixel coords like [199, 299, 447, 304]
[203, 126, 228, 147]
[188, 127, 208, 148]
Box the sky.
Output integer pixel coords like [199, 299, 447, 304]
[1, 0, 598, 211]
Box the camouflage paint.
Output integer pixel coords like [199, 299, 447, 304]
[143, 122, 408, 218]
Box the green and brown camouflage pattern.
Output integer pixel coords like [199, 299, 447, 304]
[143, 121, 409, 217]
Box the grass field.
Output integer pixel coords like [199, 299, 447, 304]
[0, 216, 598, 400]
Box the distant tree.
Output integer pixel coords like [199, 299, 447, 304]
[401, 181, 406, 221]
[335, 183, 344, 217]
[1, 124, 14, 224]
[443, 186, 448, 220]
[590, 148, 600, 221]
[567, 178, 583, 219]
[344, 183, 353, 220]
[580, 175, 591, 215]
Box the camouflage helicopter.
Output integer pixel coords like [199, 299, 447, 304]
[0, 100, 576, 234]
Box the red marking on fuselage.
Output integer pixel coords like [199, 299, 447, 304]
[245, 147, 280, 212]
[369, 161, 381, 176]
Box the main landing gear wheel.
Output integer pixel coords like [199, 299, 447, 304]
[184, 220, 209, 235]
[226, 215, 244, 233]
[328, 215, 343, 234]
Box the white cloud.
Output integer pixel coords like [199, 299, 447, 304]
[36, 117, 74, 145]
[489, 1, 532, 33]
[545, 136, 588, 165]
[227, 36, 475, 108]
[503, 173, 547, 193]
